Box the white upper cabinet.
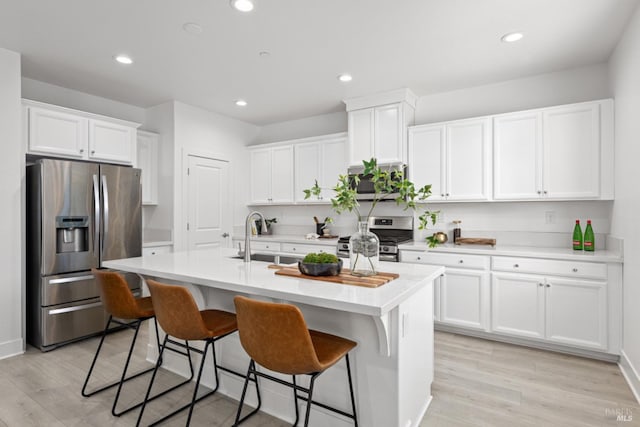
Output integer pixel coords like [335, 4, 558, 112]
[89, 119, 136, 164]
[249, 145, 294, 204]
[409, 117, 491, 201]
[24, 100, 140, 165]
[494, 100, 614, 200]
[136, 130, 159, 205]
[345, 89, 416, 166]
[294, 135, 346, 203]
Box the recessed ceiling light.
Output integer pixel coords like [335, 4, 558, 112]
[183, 22, 203, 35]
[235, 99, 248, 107]
[338, 73, 353, 83]
[501, 32, 524, 43]
[114, 55, 133, 65]
[230, 0, 254, 12]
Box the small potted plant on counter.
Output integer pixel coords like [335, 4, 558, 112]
[304, 158, 438, 276]
[298, 252, 343, 276]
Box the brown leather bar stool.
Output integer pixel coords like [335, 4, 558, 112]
[137, 279, 240, 427]
[82, 269, 191, 416]
[233, 296, 359, 427]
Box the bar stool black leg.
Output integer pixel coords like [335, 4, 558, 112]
[136, 334, 169, 427]
[292, 375, 299, 426]
[303, 374, 319, 427]
[185, 341, 211, 426]
[345, 354, 358, 427]
[81, 316, 113, 397]
[233, 359, 262, 426]
[112, 319, 143, 416]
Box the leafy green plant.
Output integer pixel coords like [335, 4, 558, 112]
[302, 252, 340, 264]
[304, 158, 439, 247]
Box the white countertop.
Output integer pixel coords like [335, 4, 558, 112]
[103, 247, 444, 317]
[399, 242, 623, 263]
[233, 234, 340, 246]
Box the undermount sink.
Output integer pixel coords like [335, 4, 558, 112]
[230, 253, 302, 265]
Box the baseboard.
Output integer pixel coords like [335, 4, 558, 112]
[619, 350, 640, 404]
[0, 338, 24, 360]
[412, 395, 433, 427]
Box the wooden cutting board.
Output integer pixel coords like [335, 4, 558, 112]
[272, 265, 398, 288]
[455, 237, 497, 246]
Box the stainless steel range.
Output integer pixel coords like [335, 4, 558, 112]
[337, 216, 413, 262]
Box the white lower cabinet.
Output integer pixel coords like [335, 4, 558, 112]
[491, 271, 608, 351]
[401, 249, 618, 356]
[400, 251, 490, 331]
[142, 245, 172, 256]
[281, 242, 332, 255]
[440, 268, 490, 330]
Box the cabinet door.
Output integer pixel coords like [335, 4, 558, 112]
[88, 119, 135, 164]
[28, 106, 87, 158]
[439, 268, 489, 330]
[374, 103, 403, 164]
[446, 118, 491, 201]
[136, 131, 159, 205]
[543, 103, 600, 199]
[493, 112, 543, 200]
[491, 273, 545, 339]
[319, 137, 347, 200]
[408, 125, 446, 201]
[270, 146, 294, 203]
[294, 142, 321, 203]
[250, 148, 272, 204]
[348, 108, 374, 166]
[545, 277, 607, 350]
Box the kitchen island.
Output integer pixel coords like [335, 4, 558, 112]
[104, 248, 444, 427]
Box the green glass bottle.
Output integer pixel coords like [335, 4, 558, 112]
[572, 220, 583, 250]
[584, 220, 595, 251]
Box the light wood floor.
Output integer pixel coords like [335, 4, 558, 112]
[0, 329, 638, 426]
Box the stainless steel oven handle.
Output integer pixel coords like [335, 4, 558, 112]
[92, 174, 100, 255]
[49, 275, 94, 284]
[101, 175, 109, 253]
[49, 301, 102, 315]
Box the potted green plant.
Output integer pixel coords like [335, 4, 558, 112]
[304, 158, 438, 276]
[298, 252, 343, 276]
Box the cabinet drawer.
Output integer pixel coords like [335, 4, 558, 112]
[142, 245, 172, 256]
[401, 251, 489, 270]
[492, 256, 606, 279]
[251, 241, 281, 252]
[281, 242, 333, 255]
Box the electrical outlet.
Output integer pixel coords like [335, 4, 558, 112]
[544, 211, 555, 224]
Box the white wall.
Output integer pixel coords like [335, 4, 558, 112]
[415, 63, 611, 124]
[142, 102, 175, 239]
[609, 3, 640, 399]
[173, 102, 260, 250]
[0, 48, 23, 359]
[254, 111, 347, 145]
[21, 77, 145, 123]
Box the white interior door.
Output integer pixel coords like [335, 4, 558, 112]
[186, 155, 231, 251]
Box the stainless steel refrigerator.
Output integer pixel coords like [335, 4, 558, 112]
[26, 158, 142, 351]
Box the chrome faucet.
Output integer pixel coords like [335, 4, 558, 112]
[244, 211, 268, 262]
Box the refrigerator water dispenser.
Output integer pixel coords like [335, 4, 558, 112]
[56, 216, 89, 253]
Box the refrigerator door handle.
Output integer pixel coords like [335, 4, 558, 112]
[48, 301, 103, 315]
[101, 175, 109, 253]
[92, 174, 100, 255]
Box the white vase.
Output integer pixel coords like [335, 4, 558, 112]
[349, 221, 379, 276]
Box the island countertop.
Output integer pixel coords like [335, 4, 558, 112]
[103, 247, 444, 317]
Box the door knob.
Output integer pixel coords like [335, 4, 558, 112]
[222, 232, 229, 238]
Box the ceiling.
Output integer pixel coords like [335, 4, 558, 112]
[0, 0, 637, 125]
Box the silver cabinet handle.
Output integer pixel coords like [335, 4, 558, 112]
[49, 301, 102, 315]
[543, 190, 548, 194]
[440, 193, 444, 197]
[538, 283, 544, 287]
[572, 268, 578, 272]
[537, 190, 542, 195]
[546, 284, 551, 288]
[222, 232, 230, 238]
[416, 256, 421, 260]
[79, 148, 84, 153]
[91, 150, 96, 155]
[458, 259, 464, 264]
[514, 264, 519, 268]
[446, 193, 450, 196]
